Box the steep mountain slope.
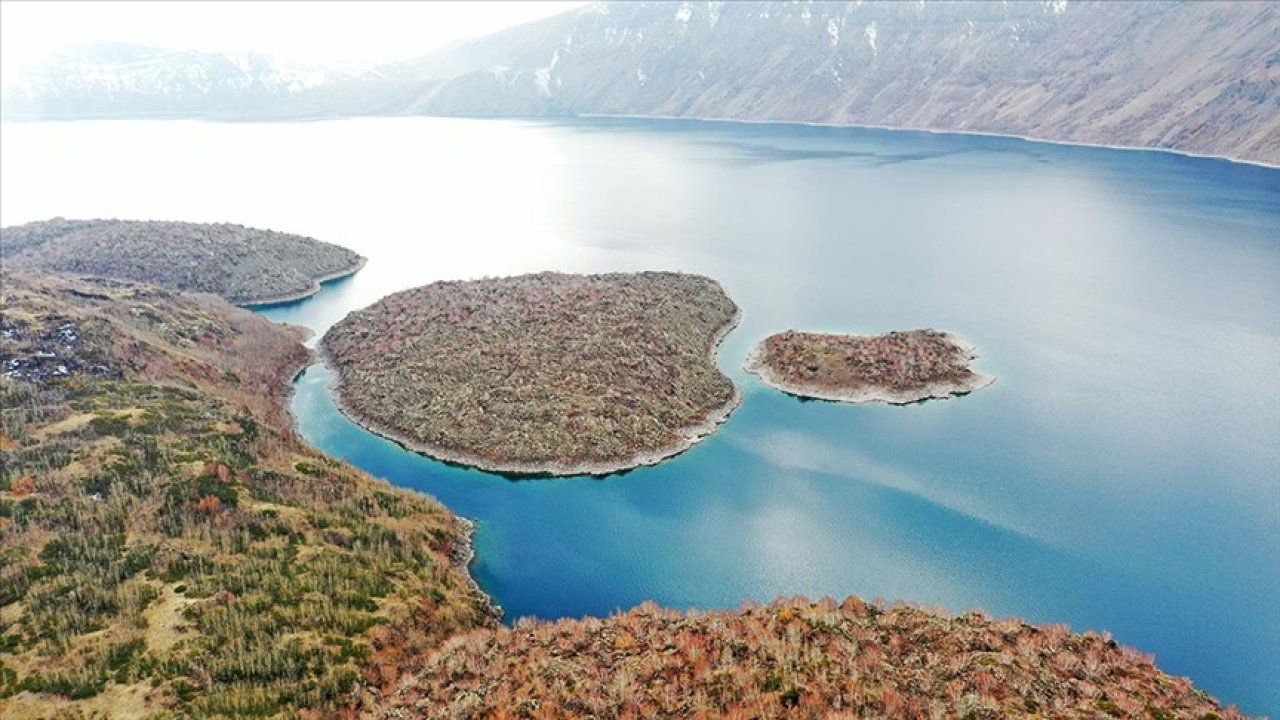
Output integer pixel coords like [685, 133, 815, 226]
[382, 0, 1280, 165]
[0, 271, 493, 717]
[4, 3, 1276, 164]
[0, 219, 365, 306]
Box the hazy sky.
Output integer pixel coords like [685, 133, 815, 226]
[0, 1, 588, 68]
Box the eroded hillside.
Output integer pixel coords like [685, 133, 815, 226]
[375, 0, 1280, 165]
[6, 2, 1274, 164]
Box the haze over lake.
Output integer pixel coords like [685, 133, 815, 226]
[2, 117, 1276, 714]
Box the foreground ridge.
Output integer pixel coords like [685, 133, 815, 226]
[378, 597, 1246, 719]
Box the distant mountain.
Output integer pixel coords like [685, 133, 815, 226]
[0, 43, 373, 119]
[374, 0, 1280, 164]
[4, 2, 1277, 165]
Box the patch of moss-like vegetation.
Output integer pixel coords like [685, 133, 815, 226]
[322, 272, 740, 475]
[0, 218, 365, 305]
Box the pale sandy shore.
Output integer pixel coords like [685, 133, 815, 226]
[239, 256, 367, 308]
[744, 332, 995, 405]
[321, 306, 742, 478]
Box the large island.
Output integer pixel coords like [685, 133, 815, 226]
[746, 328, 995, 405]
[321, 271, 741, 476]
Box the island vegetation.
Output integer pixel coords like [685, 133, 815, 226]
[0, 270, 1246, 718]
[746, 329, 995, 405]
[0, 218, 366, 306]
[321, 271, 741, 476]
[374, 597, 1246, 719]
[0, 270, 492, 718]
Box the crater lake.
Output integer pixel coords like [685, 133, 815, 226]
[2, 117, 1276, 714]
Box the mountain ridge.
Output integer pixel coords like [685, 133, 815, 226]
[3, 1, 1277, 164]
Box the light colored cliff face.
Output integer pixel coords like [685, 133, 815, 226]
[389, 1, 1279, 165]
[5, 3, 1277, 165]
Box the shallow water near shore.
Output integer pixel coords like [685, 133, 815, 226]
[2, 116, 1277, 714]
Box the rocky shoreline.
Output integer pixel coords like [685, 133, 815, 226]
[451, 515, 504, 623]
[320, 306, 742, 477]
[745, 331, 995, 405]
[239, 256, 367, 308]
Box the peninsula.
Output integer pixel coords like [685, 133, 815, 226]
[0, 270, 493, 717]
[321, 271, 740, 476]
[746, 329, 994, 405]
[0, 218, 365, 306]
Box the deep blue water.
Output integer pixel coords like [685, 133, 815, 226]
[3, 117, 1276, 714]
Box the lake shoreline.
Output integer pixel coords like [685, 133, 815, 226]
[8, 113, 1275, 169]
[239, 256, 368, 308]
[279, 334, 502, 624]
[578, 113, 1280, 171]
[319, 304, 742, 478]
[744, 332, 996, 405]
[452, 515, 504, 623]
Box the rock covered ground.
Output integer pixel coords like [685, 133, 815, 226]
[746, 328, 995, 404]
[322, 271, 740, 475]
[0, 218, 365, 305]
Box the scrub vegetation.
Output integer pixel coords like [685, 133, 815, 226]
[377, 597, 1246, 719]
[0, 218, 365, 306]
[322, 272, 739, 475]
[0, 271, 1244, 719]
[0, 271, 491, 718]
[747, 329, 995, 404]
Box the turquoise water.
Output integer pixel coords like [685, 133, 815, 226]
[2, 117, 1276, 713]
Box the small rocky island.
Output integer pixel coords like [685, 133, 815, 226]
[322, 271, 740, 476]
[0, 218, 365, 306]
[746, 329, 994, 405]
